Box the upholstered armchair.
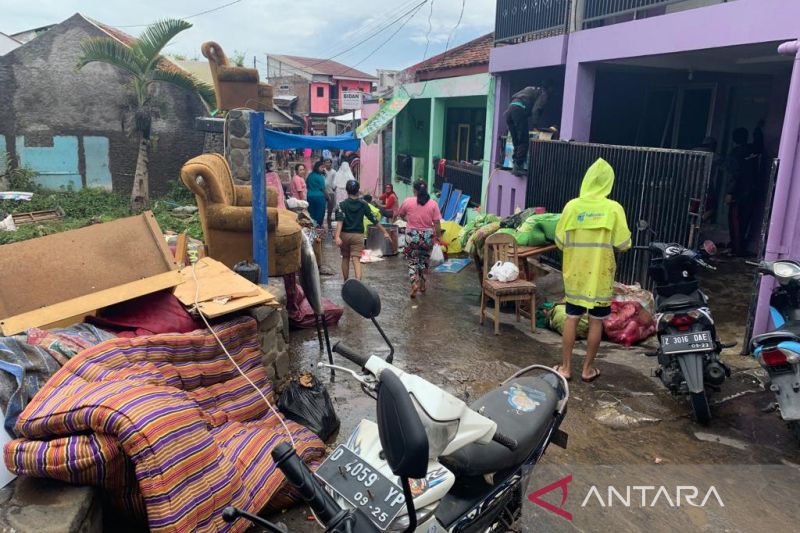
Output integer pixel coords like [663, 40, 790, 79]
[180, 153, 302, 276]
[201, 41, 273, 111]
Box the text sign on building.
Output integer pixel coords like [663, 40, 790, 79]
[341, 91, 364, 111]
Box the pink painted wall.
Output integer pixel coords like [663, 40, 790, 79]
[358, 102, 382, 196]
[310, 82, 330, 114]
[336, 80, 373, 110]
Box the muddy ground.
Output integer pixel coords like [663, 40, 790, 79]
[268, 241, 800, 532]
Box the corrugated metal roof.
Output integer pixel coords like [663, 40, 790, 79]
[269, 54, 377, 81]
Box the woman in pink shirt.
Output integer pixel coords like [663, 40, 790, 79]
[265, 161, 286, 209]
[289, 163, 307, 200]
[397, 180, 442, 298]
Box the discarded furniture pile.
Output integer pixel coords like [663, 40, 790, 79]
[202, 41, 273, 111]
[0, 212, 323, 531]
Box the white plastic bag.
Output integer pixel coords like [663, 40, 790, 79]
[0, 214, 16, 232]
[430, 244, 445, 267]
[488, 261, 519, 282]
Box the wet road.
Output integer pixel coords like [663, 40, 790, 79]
[269, 241, 800, 531]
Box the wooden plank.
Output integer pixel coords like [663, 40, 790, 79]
[196, 285, 278, 318]
[174, 258, 262, 304]
[0, 212, 178, 322]
[174, 233, 189, 267]
[0, 271, 183, 336]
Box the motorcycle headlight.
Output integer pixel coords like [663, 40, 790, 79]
[410, 396, 459, 459]
[774, 261, 800, 279]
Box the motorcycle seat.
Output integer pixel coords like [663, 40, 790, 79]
[439, 376, 559, 478]
[657, 291, 705, 312]
[752, 320, 800, 345]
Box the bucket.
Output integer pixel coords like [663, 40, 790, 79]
[366, 224, 399, 256]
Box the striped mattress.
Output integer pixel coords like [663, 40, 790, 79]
[4, 317, 325, 532]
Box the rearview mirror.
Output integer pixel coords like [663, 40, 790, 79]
[376, 371, 429, 479]
[342, 279, 382, 319]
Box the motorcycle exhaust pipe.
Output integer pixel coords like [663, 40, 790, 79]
[706, 362, 726, 386]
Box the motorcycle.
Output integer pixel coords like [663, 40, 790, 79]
[749, 259, 800, 441]
[637, 242, 732, 424]
[225, 279, 569, 532]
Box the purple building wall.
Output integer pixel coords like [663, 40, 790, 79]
[487, 0, 800, 334]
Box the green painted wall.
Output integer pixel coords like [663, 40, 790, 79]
[390, 73, 496, 206]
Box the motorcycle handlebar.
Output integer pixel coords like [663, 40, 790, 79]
[333, 341, 371, 368]
[492, 430, 518, 451]
[271, 443, 344, 525]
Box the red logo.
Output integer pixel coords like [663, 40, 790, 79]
[528, 475, 573, 521]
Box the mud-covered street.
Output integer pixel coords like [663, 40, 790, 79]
[272, 241, 800, 531]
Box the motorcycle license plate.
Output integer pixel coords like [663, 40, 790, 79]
[661, 331, 714, 354]
[315, 445, 405, 530]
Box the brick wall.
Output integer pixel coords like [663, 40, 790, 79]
[0, 14, 206, 196]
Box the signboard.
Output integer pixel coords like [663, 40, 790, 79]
[356, 93, 411, 145]
[341, 91, 364, 111]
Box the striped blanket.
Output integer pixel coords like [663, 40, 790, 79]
[4, 317, 325, 532]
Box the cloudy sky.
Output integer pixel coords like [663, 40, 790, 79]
[1, 0, 496, 74]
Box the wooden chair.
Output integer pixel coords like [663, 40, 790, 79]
[480, 233, 536, 335]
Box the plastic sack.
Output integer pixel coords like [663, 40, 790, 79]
[604, 301, 656, 347]
[440, 221, 463, 254]
[278, 374, 340, 441]
[549, 304, 589, 338]
[430, 244, 445, 267]
[488, 261, 519, 282]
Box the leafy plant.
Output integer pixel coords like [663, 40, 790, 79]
[77, 19, 215, 212]
[232, 49, 246, 67]
[1, 156, 40, 192]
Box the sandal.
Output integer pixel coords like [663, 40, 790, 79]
[582, 368, 601, 383]
[554, 364, 572, 382]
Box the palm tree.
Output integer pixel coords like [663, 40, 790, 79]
[77, 19, 215, 211]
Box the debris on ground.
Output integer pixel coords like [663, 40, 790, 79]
[593, 397, 661, 429]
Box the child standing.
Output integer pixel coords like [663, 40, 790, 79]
[335, 180, 390, 280]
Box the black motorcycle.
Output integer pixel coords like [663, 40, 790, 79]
[638, 242, 732, 424]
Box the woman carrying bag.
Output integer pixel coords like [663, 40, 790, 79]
[396, 180, 443, 298]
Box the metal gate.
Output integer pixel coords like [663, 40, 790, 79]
[526, 140, 712, 286]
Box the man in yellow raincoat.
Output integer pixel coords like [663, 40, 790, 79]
[554, 158, 631, 382]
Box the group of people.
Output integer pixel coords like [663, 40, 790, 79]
[334, 179, 442, 298]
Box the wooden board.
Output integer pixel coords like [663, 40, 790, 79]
[0, 212, 181, 335]
[174, 257, 278, 318]
[1, 271, 182, 336]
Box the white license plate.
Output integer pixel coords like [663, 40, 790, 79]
[315, 445, 405, 530]
[661, 331, 714, 354]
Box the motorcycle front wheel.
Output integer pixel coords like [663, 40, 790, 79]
[690, 392, 711, 425]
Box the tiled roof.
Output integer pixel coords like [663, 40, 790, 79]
[404, 32, 493, 76]
[270, 54, 377, 81]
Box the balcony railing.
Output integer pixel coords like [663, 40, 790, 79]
[495, 0, 571, 45]
[494, 0, 735, 45]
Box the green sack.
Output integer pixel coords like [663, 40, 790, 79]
[548, 303, 589, 339]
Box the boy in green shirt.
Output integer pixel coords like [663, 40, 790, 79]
[335, 180, 390, 280]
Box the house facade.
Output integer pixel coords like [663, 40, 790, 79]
[360, 33, 495, 206]
[265, 55, 377, 134]
[0, 13, 207, 194]
[487, 0, 800, 334]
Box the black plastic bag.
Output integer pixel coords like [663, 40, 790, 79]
[278, 374, 340, 441]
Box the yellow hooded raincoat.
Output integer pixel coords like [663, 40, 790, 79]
[555, 158, 631, 309]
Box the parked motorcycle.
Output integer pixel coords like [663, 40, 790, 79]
[749, 259, 800, 441]
[225, 279, 569, 532]
[637, 242, 731, 424]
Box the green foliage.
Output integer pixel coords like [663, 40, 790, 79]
[232, 50, 246, 67]
[0, 187, 203, 245]
[2, 157, 40, 192]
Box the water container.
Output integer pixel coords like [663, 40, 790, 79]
[366, 224, 399, 256]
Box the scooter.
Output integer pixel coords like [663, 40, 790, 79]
[749, 259, 800, 441]
[225, 279, 569, 532]
[637, 242, 731, 424]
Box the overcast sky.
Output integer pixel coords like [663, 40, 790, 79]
[1, 0, 495, 74]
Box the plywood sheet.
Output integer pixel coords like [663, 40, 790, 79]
[0, 212, 181, 335]
[175, 258, 278, 318]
